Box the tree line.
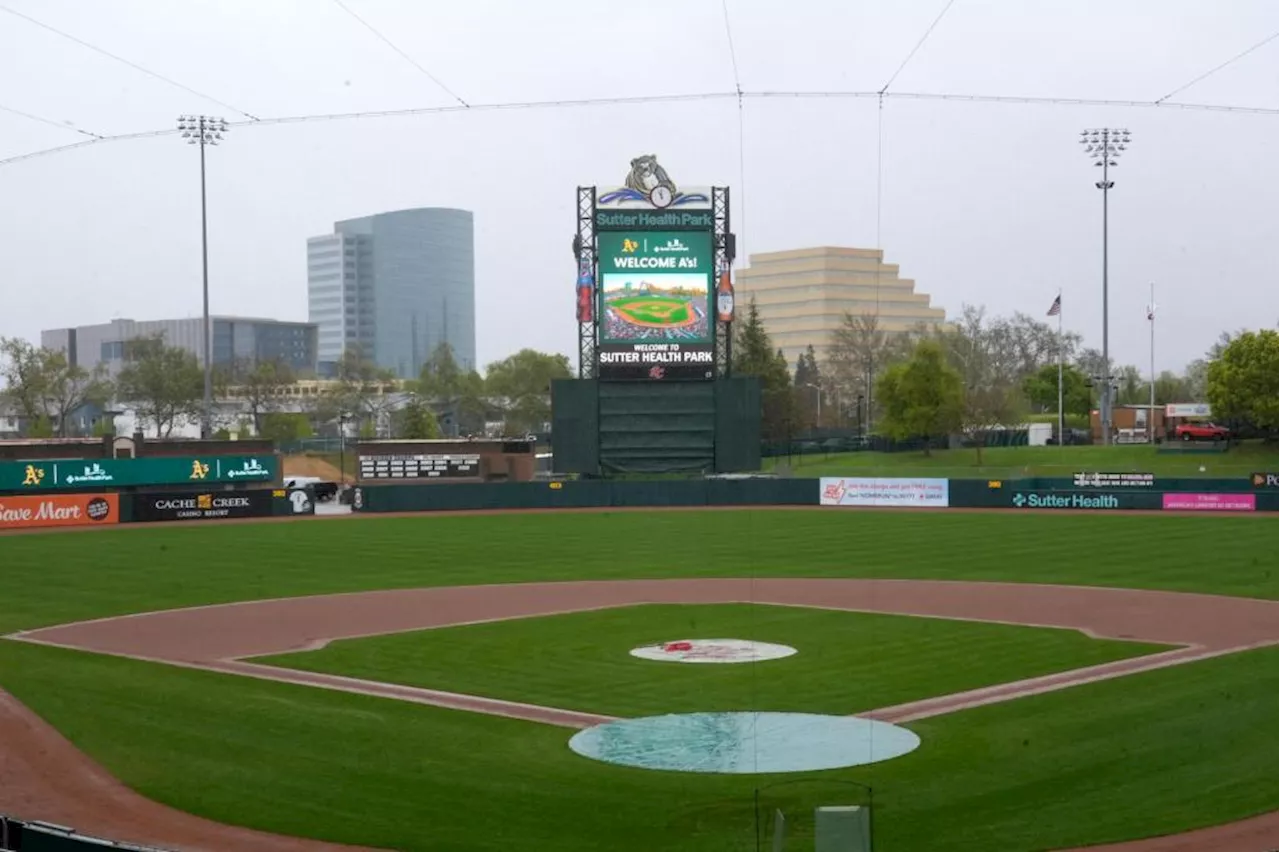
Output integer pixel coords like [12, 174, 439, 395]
[0, 333, 571, 441]
[728, 298, 1278, 456]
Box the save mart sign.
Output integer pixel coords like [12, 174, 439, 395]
[1, 455, 277, 491]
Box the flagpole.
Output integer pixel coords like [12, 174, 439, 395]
[1148, 283, 1156, 443]
[1057, 289, 1064, 447]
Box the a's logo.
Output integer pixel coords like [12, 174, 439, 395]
[22, 465, 45, 486]
[189, 460, 210, 480]
[621, 238, 639, 253]
[648, 365, 666, 379]
[197, 494, 213, 509]
[1012, 493, 1027, 507]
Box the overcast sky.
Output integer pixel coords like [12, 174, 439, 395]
[1, 0, 1276, 375]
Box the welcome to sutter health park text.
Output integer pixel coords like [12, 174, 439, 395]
[598, 344, 714, 364]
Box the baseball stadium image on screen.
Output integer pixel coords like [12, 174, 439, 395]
[600, 273, 710, 343]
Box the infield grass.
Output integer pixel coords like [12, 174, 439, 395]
[0, 510, 1274, 634]
[258, 603, 1169, 717]
[0, 639, 1272, 852]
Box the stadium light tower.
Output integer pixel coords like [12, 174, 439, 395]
[177, 115, 229, 439]
[1079, 127, 1131, 446]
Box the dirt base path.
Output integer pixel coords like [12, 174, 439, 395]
[5, 578, 1277, 852]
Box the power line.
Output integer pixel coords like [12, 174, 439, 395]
[0, 3, 260, 121]
[1156, 32, 1279, 104]
[0, 103, 103, 139]
[720, 0, 743, 95]
[721, 0, 747, 265]
[880, 0, 957, 94]
[1, 88, 1274, 169]
[329, 0, 469, 108]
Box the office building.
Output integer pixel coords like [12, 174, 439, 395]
[734, 246, 947, 365]
[307, 207, 475, 379]
[41, 316, 318, 377]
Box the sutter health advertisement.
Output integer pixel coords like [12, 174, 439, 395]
[820, 478, 950, 508]
[596, 230, 714, 381]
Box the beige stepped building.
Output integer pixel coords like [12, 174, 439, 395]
[734, 246, 947, 365]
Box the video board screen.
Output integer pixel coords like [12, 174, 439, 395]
[596, 230, 714, 380]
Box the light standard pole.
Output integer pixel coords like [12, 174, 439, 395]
[177, 115, 229, 439]
[804, 382, 822, 427]
[1079, 127, 1131, 446]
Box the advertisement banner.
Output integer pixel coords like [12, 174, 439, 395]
[1250, 473, 1278, 489]
[132, 489, 288, 523]
[1009, 491, 1137, 510]
[1072, 472, 1155, 488]
[1162, 493, 1257, 512]
[1164, 403, 1211, 418]
[0, 493, 119, 531]
[596, 230, 715, 381]
[820, 477, 950, 508]
[1, 455, 277, 491]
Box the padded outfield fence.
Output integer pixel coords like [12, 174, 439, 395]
[349, 475, 1278, 514]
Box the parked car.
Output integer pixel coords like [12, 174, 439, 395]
[284, 476, 339, 502]
[1174, 422, 1230, 442]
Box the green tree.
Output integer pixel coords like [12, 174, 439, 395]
[393, 395, 442, 439]
[0, 337, 113, 436]
[219, 358, 296, 436]
[260, 412, 313, 444]
[483, 348, 572, 435]
[1022, 363, 1092, 418]
[875, 339, 963, 456]
[27, 414, 55, 438]
[1207, 329, 1279, 434]
[733, 297, 795, 442]
[417, 342, 487, 436]
[1153, 370, 1191, 406]
[314, 346, 399, 435]
[115, 335, 203, 437]
[793, 344, 822, 430]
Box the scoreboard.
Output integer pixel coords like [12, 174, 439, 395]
[358, 453, 481, 480]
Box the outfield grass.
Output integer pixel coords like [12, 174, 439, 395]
[259, 603, 1168, 717]
[766, 442, 1276, 479]
[0, 639, 1271, 852]
[1, 511, 1274, 850]
[0, 511, 1274, 635]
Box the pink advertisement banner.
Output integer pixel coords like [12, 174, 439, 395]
[1162, 493, 1256, 512]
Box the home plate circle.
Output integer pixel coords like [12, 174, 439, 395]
[629, 639, 796, 664]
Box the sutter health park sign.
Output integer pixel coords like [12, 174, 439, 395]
[1, 455, 277, 491]
[596, 231, 714, 381]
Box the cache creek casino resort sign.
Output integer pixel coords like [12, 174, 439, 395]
[582, 155, 734, 381]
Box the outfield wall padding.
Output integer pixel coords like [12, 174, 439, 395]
[353, 476, 1275, 514]
[354, 478, 818, 513]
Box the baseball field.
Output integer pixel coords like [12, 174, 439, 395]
[1, 509, 1276, 851]
[606, 293, 698, 328]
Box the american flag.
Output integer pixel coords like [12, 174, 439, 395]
[1146, 304, 1156, 321]
[1046, 295, 1061, 317]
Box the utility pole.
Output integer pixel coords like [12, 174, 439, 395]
[177, 115, 229, 438]
[1079, 128, 1132, 446]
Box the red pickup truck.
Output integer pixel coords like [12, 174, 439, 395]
[1174, 422, 1230, 441]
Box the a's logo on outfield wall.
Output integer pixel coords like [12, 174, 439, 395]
[629, 639, 796, 664]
